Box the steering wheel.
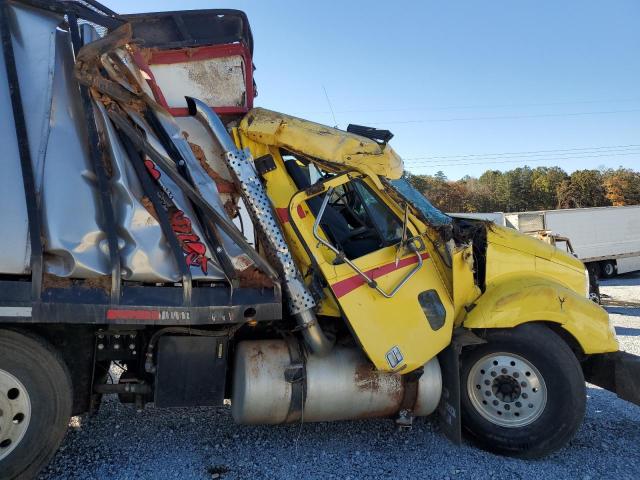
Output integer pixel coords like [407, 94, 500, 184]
[330, 190, 368, 229]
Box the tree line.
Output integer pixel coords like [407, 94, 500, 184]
[407, 166, 640, 213]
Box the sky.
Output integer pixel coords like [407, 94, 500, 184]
[104, 0, 640, 180]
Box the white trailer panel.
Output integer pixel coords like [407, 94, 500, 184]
[543, 206, 640, 263]
[614, 256, 640, 275]
[449, 212, 506, 225]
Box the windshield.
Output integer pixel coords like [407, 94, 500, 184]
[386, 177, 452, 228]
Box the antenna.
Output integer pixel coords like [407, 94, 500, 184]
[322, 85, 338, 128]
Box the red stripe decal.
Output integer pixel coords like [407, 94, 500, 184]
[107, 309, 160, 321]
[330, 252, 430, 298]
[276, 206, 306, 224]
[148, 44, 248, 64]
[276, 208, 289, 224]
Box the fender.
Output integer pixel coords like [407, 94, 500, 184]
[462, 275, 618, 354]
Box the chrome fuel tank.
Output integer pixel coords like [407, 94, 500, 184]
[231, 340, 442, 424]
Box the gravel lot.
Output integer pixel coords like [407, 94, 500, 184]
[41, 273, 640, 480]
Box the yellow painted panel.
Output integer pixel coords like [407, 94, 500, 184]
[452, 245, 481, 325]
[485, 242, 536, 281]
[288, 177, 454, 373]
[239, 108, 404, 179]
[332, 251, 455, 372]
[463, 275, 618, 354]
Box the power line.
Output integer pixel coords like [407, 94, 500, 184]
[291, 97, 640, 116]
[404, 147, 640, 166]
[405, 151, 640, 169]
[406, 149, 640, 166]
[404, 144, 640, 161]
[367, 109, 640, 125]
[322, 85, 338, 128]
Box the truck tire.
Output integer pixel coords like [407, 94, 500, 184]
[600, 261, 617, 278]
[460, 323, 585, 458]
[0, 329, 73, 479]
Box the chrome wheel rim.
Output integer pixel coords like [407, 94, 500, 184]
[0, 369, 31, 461]
[467, 352, 547, 428]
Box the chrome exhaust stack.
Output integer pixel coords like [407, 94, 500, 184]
[186, 97, 333, 356]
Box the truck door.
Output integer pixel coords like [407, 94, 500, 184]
[289, 173, 454, 372]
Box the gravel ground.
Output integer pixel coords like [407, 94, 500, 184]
[40, 273, 640, 480]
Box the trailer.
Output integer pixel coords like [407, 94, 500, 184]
[505, 206, 640, 277]
[1, 2, 639, 478]
[449, 212, 506, 225]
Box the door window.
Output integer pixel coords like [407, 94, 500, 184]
[322, 180, 403, 259]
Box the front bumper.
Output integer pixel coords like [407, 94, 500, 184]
[583, 351, 640, 406]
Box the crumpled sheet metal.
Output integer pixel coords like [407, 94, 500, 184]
[0, 4, 35, 274]
[86, 29, 255, 277]
[0, 7, 227, 282]
[125, 109, 227, 280]
[94, 102, 225, 282]
[1, 4, 110, 278]
[148, 106, 253, 273]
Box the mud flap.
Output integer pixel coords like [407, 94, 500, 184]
[437, 345, 462, 444]
[583, 351, 640, 406]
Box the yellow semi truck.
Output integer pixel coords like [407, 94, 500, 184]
[0, 2, 638, 478]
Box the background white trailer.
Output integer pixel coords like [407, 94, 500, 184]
[505, 205, 640, 277]
[449, 212, 506, 225]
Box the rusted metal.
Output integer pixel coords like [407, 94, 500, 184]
[231, 340, 441, 425]
[69, 14, 122, 304]
[187, 97, 332, 355]
[73, 26, 273, 286]
[106, 107, 279, 282]
[188, 141, 237, 194]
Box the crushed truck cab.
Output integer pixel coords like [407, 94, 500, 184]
[235, 108, 619, 363]
[1, 1, 639, 477]
[233, 107, 638, 454]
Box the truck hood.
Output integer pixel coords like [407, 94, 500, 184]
[487, 225, 585, 273]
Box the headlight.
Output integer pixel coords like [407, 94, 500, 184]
[584, 268, 590, 299]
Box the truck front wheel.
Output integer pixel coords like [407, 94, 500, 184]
[0, 330, 73, 479]
[460, 323, 585, 458]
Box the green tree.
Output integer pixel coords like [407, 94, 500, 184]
[531, 167, 568, 209]
[434, 170, 448, 182]
[407, 166, 638, 213]
[478, 170, 505, 210]
[459, 177, 495, 212]
[602, 168, 640, 206]
[499, 167, 534, 212]
[556, 169, 608, 208]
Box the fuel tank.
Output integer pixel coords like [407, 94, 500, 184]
[231, 340, 442, 424]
